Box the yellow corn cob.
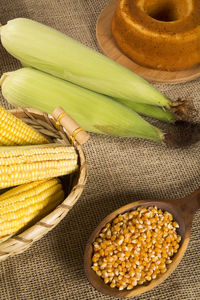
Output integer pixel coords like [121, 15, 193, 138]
[0, 178, 64, 238]
[0, 105, 49, 145]
[0, 143, 78, 188]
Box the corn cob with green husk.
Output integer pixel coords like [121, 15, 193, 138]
[0, 67, 166, 143]
[0, 104, 49, 145]
[0, 143, 78, 189]
[0, 178, 64, 240]
[0, 17, 180, 114]
[113, 98, 176, 123]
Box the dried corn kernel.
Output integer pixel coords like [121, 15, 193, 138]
[91, 206, 181, 290]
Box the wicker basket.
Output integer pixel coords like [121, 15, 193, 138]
[0, 107, 88, 262]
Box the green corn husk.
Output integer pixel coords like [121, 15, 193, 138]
[114, 98, 177, 123]
[0, 18, 173, 109]
[0, 67, 165, 143]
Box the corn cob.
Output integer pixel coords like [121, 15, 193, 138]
[0, 143, 78, 189]
[0, 67, 165, 142]
[0, 104, 49, 145]
[0, 178, 64, 238]
[0, 18, 173, 109]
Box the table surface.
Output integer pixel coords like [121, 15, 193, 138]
[0, 1, 199, 299]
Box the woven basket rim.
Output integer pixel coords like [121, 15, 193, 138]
[0, 107, 88, 261]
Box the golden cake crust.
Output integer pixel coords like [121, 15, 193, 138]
[112, 0, 200, 71]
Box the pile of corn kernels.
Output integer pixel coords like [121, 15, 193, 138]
[91, 206, 181, 290]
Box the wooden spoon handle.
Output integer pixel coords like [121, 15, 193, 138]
[176, 188, 200, 216]
[187, 188, 200, 209]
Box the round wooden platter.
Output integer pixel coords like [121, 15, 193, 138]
[96, 0, 200, 84]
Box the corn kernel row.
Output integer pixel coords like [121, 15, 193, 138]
[91, 206, 181, 290]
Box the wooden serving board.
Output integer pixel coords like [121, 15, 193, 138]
[96, 0, 200, 84]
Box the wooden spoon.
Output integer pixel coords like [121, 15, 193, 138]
[84, 189, 200, 297]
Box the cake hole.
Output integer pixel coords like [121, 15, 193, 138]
[149, 5, 178, 22]
[142, 0, 191, 22]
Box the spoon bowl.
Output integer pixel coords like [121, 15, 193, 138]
[84, 189, 200, 297]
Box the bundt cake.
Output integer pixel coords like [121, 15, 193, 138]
[112, 0, 200, 71]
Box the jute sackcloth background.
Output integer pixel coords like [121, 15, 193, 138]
[0, 0, 200, 299]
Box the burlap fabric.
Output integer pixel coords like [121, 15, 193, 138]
[0, 0, 199, 299]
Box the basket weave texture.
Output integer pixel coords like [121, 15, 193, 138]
[0, 107, 87, 262]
